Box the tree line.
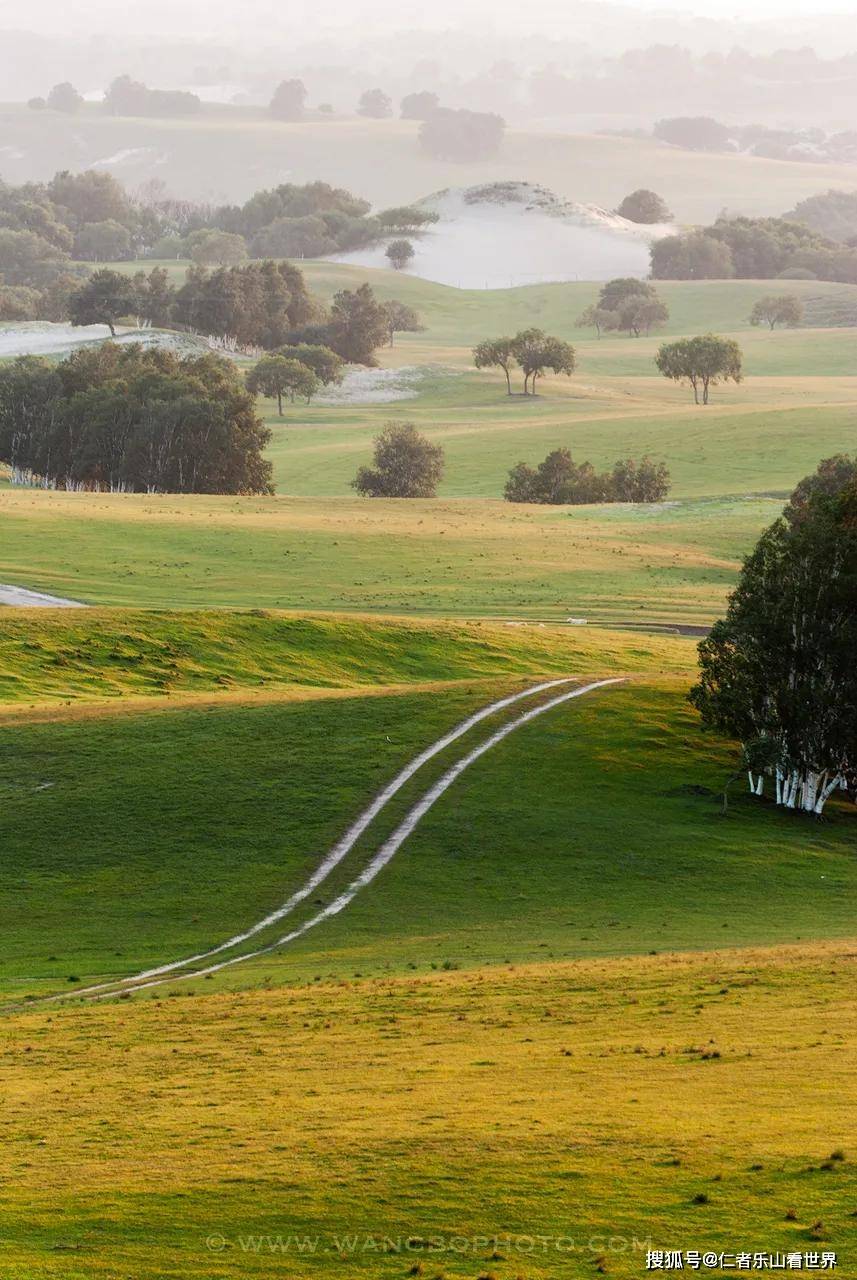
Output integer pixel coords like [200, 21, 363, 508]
[0, 344, 272, 495]
[651, 212, 857, 284]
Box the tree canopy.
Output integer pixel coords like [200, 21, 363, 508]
[690, 457, 857, 813]
[655, 334, 743, 404]
[352, 422, 444, 497]
[0, 344, 272, 495]
[504, 449, 670, 505]
[473, 329, 574, 395]
[616, 189, 672, 224]
[749, 294, 803, 329]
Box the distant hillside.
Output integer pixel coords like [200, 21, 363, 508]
[2, 104, 857, 220]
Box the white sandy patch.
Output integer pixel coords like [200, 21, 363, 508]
[332, 180, 675, 289]
[0, 322, 212, 360]
[316, 365, 433, 404]
[0, 584, 85, 607]
[91, 147, 165, 168]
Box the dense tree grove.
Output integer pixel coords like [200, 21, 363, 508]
[473, 329, 574, 394]
[353, 422, 444, 497]
[652, 214, 857, 283]
[656, 334, 743, 404]
[103, 75, 201, 117]
[0, 344, 272, 494]
[504, 448, 671, 504]
[691, 457, 857, 814]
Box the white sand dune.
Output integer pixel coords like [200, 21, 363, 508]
[332, 181, 674, 288]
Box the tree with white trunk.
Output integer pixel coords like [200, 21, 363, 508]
[690, 455, 857, 815]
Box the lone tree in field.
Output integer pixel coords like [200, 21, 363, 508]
[328, 283, 389, 366]
[750, 294, 804, 330]
[246, 355, 319, 413]
[269, 79, 307, 121]
[68, 270, 137, 337]
[655, 334, 742, 404]
[352, 421, 444, 497]
[511, 328, 575, 395]
[690, 456, 857, 814]
[614, 296, 669, 337]
[381, 300, 423, 347]
[385, 239, 414, 270]
[357, 89, 393, 118]
[616, 189, 672, 224]
[473, 336, 516, 395]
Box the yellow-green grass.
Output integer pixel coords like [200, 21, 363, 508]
[0, 489, 770, 623]
[0, 608, 691, 706]
[4, 672, 856, 1000]
[5, 102, 857, 218]
[3, 942, 855, 1279]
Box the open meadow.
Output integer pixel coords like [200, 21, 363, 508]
[2, 224, 857, 1278]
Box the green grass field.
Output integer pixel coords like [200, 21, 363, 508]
[3, 254, 857, 1277]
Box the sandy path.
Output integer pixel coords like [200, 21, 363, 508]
[0, 585, 85, 608]
[68, 676, 624, 1001]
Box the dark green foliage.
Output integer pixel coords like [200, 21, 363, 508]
[473, 329, 574, 394]
[653, 214, 857, 284]
[327, 283, 389, 366]
[68, 268, 137, 335]
[173, 259, 317, 350]
[385, 239, 414, 270]
[353, 421, 444, 497]
[504, 448, 670, 504]
[0, 344, 272, 494]
[691, 459, 857, 812]
[656, 334, 743, 404]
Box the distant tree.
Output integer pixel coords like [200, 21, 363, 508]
[381, 300, 423, 347]
[419, 108, 505, 161]
[597, 277, 655, 310]
[0, 229, 68, 288]
[615, 296, 669, 337]
[250, 216, 335, 259]
[784, 189, 857, 244]
[400, 91, 440, 120]
[784, 453, 857, 526]
[275, 344, 344, 385]
[690, 462, 857, 812]
[357, 89, 393, 119]
[74, 219, 133, 262]
[749, 294, 804, 329]
[472, 336, 516, 395]
[385, 239, 414, 270]
[68, 269, 137, 336]
[353, 421, 444, 497]
[650, 231, 735, 280]
[247, 355, 319, 413]
[376, 206, 439, 232]
[103, 75, 200, 118]
[654, 116, 732, 152]
[189, 230, 248, 267]
[27, 96, 46, 110]
[269, 79, 307, 121]
[47, 82, 83, 113]
[656, 334, 743, 405]
[328, 283, 388, 365]
[504, 449, 669, 504]
[510, 328, 575, 395]
[610, 456, 671, 501]
[131, 266, 175, 327]
[616, 189, 672, 224]
[151, 234, 187, 259]
[47, 170, 130, 227]
[577, 304, 615, 337]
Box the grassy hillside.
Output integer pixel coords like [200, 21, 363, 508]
[3, 672, 855, 1001]
[3, 942, 855, 1280]
[0, 490, 770, 623]
[0, 609, 689, 705]
[3, 102, 857, 218]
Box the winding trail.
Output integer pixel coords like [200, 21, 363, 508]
[55, 675, 624, 1002]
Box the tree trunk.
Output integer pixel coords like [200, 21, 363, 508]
[503, 366, 512, 395]
[277, 392, 283, 414]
